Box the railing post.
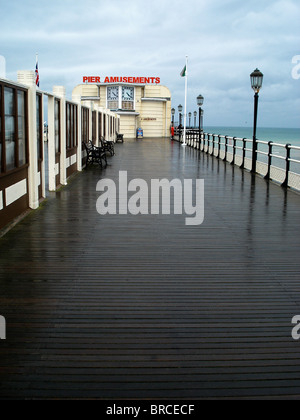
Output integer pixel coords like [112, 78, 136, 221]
[264, 141, 273, 180]
[231, 137, 237, 165]
[206, 134, 210, 154]
[223, 135, 228, 162]
[240, 138, 246, 169]
[282, 144, 291, 188]
[217, 135, 221, 159]
[212, 135, 215, 156]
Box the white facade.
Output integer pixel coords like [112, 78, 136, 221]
[73, 83, 172, 139]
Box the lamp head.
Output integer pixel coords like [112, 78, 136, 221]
[250, 68, 264, 93]
[197, 94, 204, 107]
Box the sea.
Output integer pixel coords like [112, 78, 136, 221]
[204, 126, 300, 148]
[200, 126, 300, 171]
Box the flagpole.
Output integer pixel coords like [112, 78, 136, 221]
[182, 56, 188, 146]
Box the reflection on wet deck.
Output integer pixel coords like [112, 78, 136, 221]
[0, 138, 300, 399]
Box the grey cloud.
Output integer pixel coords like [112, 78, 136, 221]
[0, 0, 299, 127]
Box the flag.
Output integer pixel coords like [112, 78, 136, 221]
[180, 65, 187, 77]
[35, 56, 40, 87]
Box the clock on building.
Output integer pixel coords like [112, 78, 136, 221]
[107, 87, 119, 100]
[122, 86, 134, 101]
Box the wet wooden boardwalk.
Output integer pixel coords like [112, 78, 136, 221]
[0, 138, 300, 400]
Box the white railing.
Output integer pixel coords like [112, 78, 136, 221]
[174, 128, 300, 191]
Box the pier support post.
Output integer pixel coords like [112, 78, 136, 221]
[53, 86, 67, 186]
[17, 71, 39, 209]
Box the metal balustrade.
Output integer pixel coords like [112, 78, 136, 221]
[173, 128, 300, 191]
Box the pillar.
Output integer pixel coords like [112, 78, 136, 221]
[17, 71, 39, 209]
[53, 86, 67, 186]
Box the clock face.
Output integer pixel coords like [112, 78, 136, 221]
[122, 87, 134, 101]
[107, 87, 119, 100]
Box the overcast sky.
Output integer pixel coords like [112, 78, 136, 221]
[0, 0, 299, 128]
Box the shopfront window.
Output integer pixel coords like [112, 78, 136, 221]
[81, 107, 89, 144]
[5, 87, 16, 171]
[98, 112, 102, 140]
[66, 103, 77, 150]
[36, 94, 43, 162]
[0, 86, 2, 173]
[18, 91, 26, 166]
[55, 99, 60, 154]
[0, 82, 28, 175]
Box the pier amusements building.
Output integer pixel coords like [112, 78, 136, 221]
[73, 76, 172, 139]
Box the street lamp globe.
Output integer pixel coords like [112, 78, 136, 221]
[250, 69, 264, 93]
[197, 95, 204, 107]
[178, 104, 183, 113]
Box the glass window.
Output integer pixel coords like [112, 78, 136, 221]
[4, 87, 16, 171]
[98, 112, 102, 140]
[0, 83, 28, 174]
[0, 86, 2, 173]
[55, 99, 60, 154]
[107, 86, 135, 111]
[18, 91, 26, 166]
[122, 86, 134, 110]
[92, 111, 96, 144]
[70, 105, 74, 148]
[66, 104, 70, 149]
[107, 87, 119, 110]
[81, 107, 89, 145]
[36, 95, 43, 162]
[66, 103, 77, 150]
[74, 106, 77, 148]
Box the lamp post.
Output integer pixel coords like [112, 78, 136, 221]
[178, 104, 183, 141]
[188, 112, 192, 128]
[194, 111, 197, 128]
[171, 108, 175, 126]
[250, 69, 264, 173]
[197, 95, 204, 148]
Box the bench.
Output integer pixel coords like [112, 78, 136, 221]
[83, 141, 107, 168]
[100, 136, 115, 156]
[116, 132, 124, 143]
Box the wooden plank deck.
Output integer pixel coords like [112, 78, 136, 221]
[0, 138, 300, 400]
